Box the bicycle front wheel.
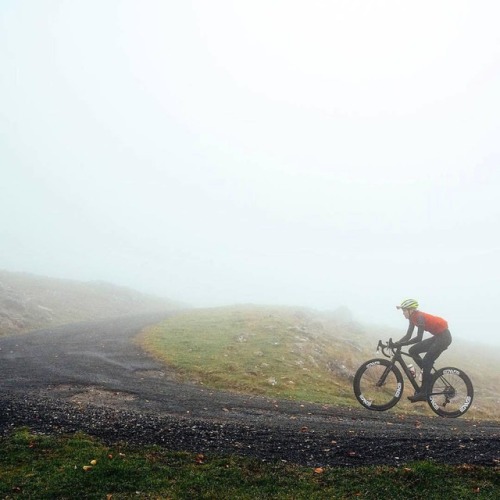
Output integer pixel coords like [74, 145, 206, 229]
[427, 367, 474, 418]
[353, 359, 404, 411]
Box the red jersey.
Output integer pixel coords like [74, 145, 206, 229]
[410, 311, 448, 335]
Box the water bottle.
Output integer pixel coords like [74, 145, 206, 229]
[408, 364, 416, 378]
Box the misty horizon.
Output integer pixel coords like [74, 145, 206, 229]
[2, 1, 499, 347]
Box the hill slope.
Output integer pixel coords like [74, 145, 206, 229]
[0, 270, 179, 336]
[140, 305, 499, 420]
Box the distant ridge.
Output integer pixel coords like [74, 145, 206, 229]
[0, 270, 180, 336]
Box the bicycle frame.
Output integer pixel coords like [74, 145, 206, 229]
[376, 340, 433, 393]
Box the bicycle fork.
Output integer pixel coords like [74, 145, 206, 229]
[376, 364, 395, 387]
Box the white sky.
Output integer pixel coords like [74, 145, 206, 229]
[1, 1, 500, 344]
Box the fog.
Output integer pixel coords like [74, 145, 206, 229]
[1, 1, 499, 345]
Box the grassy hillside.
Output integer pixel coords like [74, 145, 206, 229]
[139, 305, 500, 420]
[0, 270, 179, 336]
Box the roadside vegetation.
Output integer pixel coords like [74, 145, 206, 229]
[138, 305, 500, 421]
[1, 428, 498, 499]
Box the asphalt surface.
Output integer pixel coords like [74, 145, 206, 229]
[0, 314, 498, 467]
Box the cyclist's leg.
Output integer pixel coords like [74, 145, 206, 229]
[420, 331, 452, 394]
[408, 337, 435, 369]
[408, 335, 446, 401]
[407, 338, 435, 401]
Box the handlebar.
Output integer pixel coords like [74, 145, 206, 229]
[377, 339, 402, 358]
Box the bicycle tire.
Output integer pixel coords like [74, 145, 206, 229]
[353, 358, 404, 411]
[427, 366, 474, 418]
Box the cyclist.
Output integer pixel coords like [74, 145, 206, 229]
[394, 299, 452, 402]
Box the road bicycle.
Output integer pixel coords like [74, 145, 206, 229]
[353, 339, 474, 418]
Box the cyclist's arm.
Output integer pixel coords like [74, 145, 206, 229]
[396, 322, 421, 345]
[402, 313, 426, 345]
[403, 326, 424, 345]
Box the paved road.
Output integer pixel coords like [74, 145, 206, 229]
[0, 314, 499, 467]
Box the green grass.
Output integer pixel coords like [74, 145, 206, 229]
[0, 428, 498, 499]
[138, 305, 356, 404]
[138, 305, 499, 419]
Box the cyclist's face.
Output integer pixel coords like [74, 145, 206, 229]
[402, 308, 411, 319]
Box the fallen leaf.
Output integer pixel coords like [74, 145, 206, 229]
[314, 467, 324, 474]
[90, 460, 97, 466]
[82, 466, 92, 472]
[195, 454, 205, 464]
[300, 426, 308, 433]
[459, 464, 474, 471]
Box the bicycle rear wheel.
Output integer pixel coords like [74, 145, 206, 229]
[353, 359, 404, 411]
[427, 367, 474, 418]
